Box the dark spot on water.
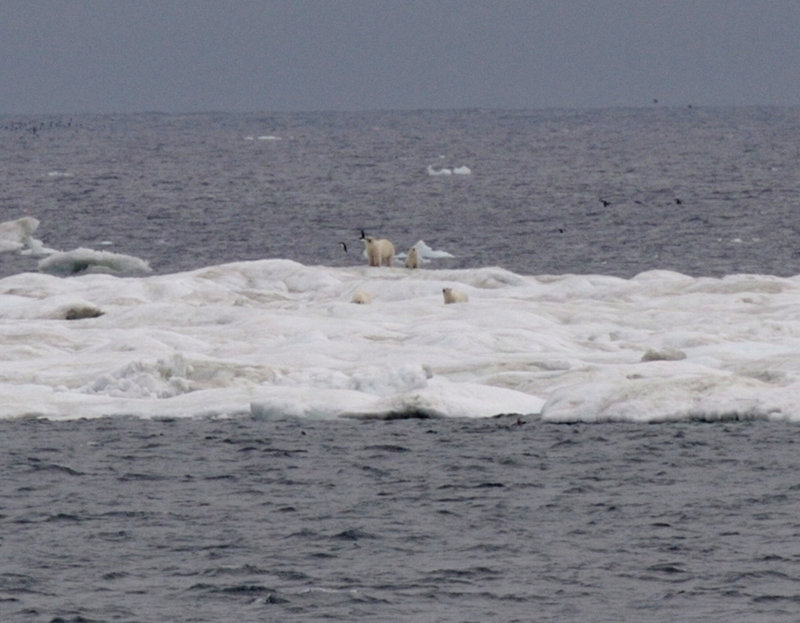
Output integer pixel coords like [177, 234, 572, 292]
[364, 444, 410, 453]
[217, 584, 274, 595]
[646, 563, 688, 575]
[102, 571, 129, 580]
[118, 472, 167, 482]
[332, 528, 375, 541]
[46, 513, 82, 522]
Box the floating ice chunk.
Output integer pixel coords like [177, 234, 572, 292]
[427, 164, 471, 176]
[395, 240, 455, 263]
[0, 216, 40, 253]
[412, 240, 455, 259]
[38, 247, 151, 277]
[426, 165, 452, 176]
[20, 236, 58, 257]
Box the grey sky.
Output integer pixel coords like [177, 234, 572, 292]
[2, 0, 800, 114]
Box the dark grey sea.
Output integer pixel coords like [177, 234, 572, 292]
[2, 108, 800, 622]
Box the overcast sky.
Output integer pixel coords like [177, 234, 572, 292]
[2, 0, 800, 114]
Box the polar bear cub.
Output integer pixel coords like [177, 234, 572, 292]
[362, 236, 395, 267]
[442, 287, 468, 304]
[404, 246, 420, 269]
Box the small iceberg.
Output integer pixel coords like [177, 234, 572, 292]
[0, 216, 56, 256]
[38, 247, 152, 277]
[427, 164, 471, 176]
[394, 240, 455, 263]
[413, 240, 455, 260]
[427, 165, 452, 176]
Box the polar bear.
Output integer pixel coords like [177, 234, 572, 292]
[362, 236, 395, 267]
[350, 290, 373, 304]
[442, 287, 468, 304]
[404, 246, 420, 269]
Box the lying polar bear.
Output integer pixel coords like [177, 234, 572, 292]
[442, 287, 468, 304]
[350, 290, 373, 304]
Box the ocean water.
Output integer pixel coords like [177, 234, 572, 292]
[3, 108, 800, 621]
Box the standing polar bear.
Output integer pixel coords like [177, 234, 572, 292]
[362, 236, 395, 267]
[442, 287, 468, 304]
[404, 246, 420, 269]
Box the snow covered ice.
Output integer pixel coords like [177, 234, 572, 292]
[3, 240, 800, 422]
